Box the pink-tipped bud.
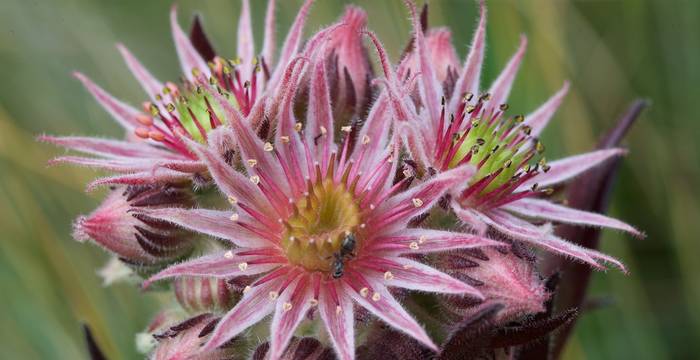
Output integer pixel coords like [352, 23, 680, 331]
[326, 6, 373, 121]
[438, 247, 549, 324]
[174, 276, 236, 314]
[406, 28, 461, 84]
[73, 185, 194, 266]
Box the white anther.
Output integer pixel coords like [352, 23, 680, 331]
[230, 213, 239, 221]
[409, 241, 420, 250]
[250, 175, 260, 185]
[384, 271, 394, 281]
[360, 287, 369, 297]
[224, 250, 234, 259]
[263, 142, 274, 152]
[238, 262, 248, 271]
[247, 159, 258, 167]
[282, 302, 293, 312]
[412, 198, 424, 207]
[371, 292, 381, 302]
[269, 291, 279, 300]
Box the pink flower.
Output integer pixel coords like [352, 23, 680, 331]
[40, 0, 315, 189]
[389, 0, 642, 271]
[136, 34, 501, 359]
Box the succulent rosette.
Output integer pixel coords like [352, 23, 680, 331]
[40, 1, 645, 359]
[391, 1, 643, 270]
[135, 23, 503, 355]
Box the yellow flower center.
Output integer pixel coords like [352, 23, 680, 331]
[281, 178, 361, 272]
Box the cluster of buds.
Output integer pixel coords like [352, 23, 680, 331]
[43, 1, 643, 359]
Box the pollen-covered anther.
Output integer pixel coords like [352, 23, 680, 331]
[247, 159, 258, 167]
[360, 287, 369, 297]
[224, 250, 234, 259]
[227, 196, 238, 205]
[238, 262, 248, 271]
[230, 213, 239, 222]
[294, 122, 303, 132]
[409, 241, 420, 250]
[282, 302, 293, 312]
[269, 291, 279, 301]
[418, 235, 427, 244]
[250, 175, 260, 185]
[412, 198, 424, 207]
[263, 142, 274, 152]
[371, 292, 381, 302]
[384, 271, 394, 281]
[362, 135, 371, 144]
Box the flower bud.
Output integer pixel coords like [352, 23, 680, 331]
[438, 247, 549, 325]
[326, 6, 374, 122]
[148, 313, 239, 360]
[72, 184, 194, 266]
[174, 276, 237, 314]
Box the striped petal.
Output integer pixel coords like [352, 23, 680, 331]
[448, 0, 486, 111]
[486, 35, 527, 112]
[318, 280, 355, 360]
[505, 198, 642, 237]
[520, 148, 627, 190]
[269, 275, 313, 359]
[203, 274, 286, 351]
[170, 6, 210, 81]
[143, 249, 282, 288]
[117, 44, 164, 102]
[347, 274, 437, 351]
[525, 82, 570, 137]
[73, 72, 141, 129]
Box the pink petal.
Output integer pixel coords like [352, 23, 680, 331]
[170, 5, 210, 81]
[268, 0, 314, 88]
[374, 164, 474, 228]
[39, 136, 176, 159]
[448, 0, 486, 111]
[366, 228, 504, 255]
[405, 0, 442, 129]
[269, 275, 313, 359]
[183, 129, 276, 217]
[87, 169, 189, 190]
[262, 0, 277, 65]
[144, 250, 282, 288]
[116, 44, 164, 102]
[478, 209, 627, 272]
[525, 82, 570, 137]
[505, 198, 642, 237]
[519, 148, 627, 190]
[305, 53, 335, 155]
[365, 256, 483, 298]
[73, 72, 141, 129]
[318, 281, 355, 360]
[347, 275, 437, 351]
[237, 0, 255, 75]
[133, 207, 273, 247]
[203, 274, 286, 351]
[487, 35, 527, 112]
[48, 156, 160, 172]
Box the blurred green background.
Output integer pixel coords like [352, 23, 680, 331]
[0, 0, 697, 358]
